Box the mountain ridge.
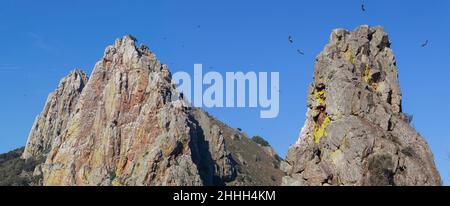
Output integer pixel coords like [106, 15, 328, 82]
[0, 26, 442, 186]
[16, 35, 282, 186]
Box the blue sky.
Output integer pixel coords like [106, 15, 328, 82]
[0, 0, 449, 185]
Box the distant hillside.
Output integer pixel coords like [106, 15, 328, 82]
[0, 147, 42, 186]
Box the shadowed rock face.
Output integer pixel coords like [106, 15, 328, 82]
[21, 35, 283, 186]
[282, 25, 441, 186]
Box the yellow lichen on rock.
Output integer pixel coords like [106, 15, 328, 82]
[44, 169, 65, 186]
[315, 90, 327, 106]
[344, 49, 355, 64]
[88, 134, 108, 169]
[330, 149, 342, 165]
[336, 176, 342, 185]
[104, 81, 116, 118]
[363, 64, 380, 91]
[341, 134, 349, 149]
[111, 179, 123, 186]
[66, 121, 78, 139]
[313, 116, 331, 144]
[115, 155, 127, 177]
[313, 87, 329, 144]
[363, 64, 370, 83]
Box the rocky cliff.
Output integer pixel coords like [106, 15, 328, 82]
[3, 26, 442, 186]
[23, 70, 88, 160]
[21, 35, 283, 186]
[282, 25, 441, 186]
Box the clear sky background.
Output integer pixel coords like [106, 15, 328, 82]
[0, 0, 449, 185]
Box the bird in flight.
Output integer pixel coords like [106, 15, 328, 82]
[421, 40, 429, 48]
[361, 3, 366, 12]
[297, 49, 305, 55]
[288, 36, 294, 44]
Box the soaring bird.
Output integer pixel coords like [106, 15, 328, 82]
[361, 3, 366, 12]
[288, 36, 294, 44]
[297, 49, 305, 55]
[421, 40, 429, 48]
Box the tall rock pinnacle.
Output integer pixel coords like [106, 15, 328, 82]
[22, 35, 283, 186]
[282, 25, 441, 186]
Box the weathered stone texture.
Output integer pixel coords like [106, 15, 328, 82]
[282, 26, 441, 186]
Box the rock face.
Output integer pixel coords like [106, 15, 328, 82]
[23, 70, 88, 160]
[21, 35, 283, 186]
[282, 26, 441, 186]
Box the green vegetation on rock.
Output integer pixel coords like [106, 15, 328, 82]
[0, 147, 43, 186]
[251, 136, 270, 147]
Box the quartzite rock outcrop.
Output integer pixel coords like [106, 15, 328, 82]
[22, 70, 88, 160]
[282, 25, 441, 186]
[21, 35, 283, 186]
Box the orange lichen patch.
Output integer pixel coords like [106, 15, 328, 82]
[371, 82, 379, 91]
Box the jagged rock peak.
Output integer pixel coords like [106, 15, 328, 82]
[39, 35, 200, 186]
[102, 35, 159, 69]
[22, 69, 88, 160]
[317, 25, 402, 116]
[20, 35, 283, 186]
[282, 25, 441, 186]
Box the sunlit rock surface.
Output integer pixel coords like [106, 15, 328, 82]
[282, 26, 441, 186]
